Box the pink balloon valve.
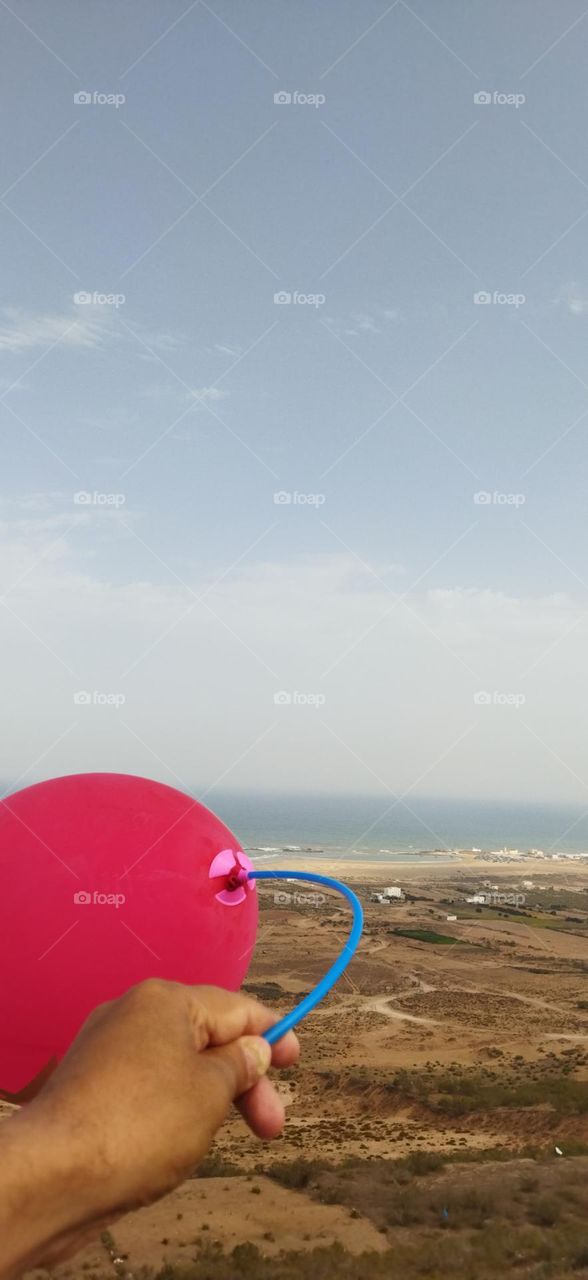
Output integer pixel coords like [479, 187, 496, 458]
[209, 849, 255, 906]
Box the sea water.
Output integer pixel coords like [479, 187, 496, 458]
[206, 791, 588, 861]
[2, 782, 587, 863]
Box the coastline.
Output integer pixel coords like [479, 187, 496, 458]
[253, 851, 588, 883]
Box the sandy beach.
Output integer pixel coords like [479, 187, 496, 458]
[257, 850, 588, 884]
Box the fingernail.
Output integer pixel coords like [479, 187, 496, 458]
[241, 1036, 272, 1080]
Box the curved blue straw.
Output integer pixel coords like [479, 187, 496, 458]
[246, 870, 363, 1045]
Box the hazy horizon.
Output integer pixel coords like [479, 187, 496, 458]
[4, 774, 588, 812]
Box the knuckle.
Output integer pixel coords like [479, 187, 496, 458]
[127, 977, 171, 1004]
[83, 997, 114, 1028]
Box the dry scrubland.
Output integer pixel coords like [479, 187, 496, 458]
[11, 858, 588, 1278]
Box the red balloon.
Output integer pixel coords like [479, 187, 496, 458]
[0, 773, 257, 1099]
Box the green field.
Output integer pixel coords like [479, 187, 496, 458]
[392, 927, 458, 945]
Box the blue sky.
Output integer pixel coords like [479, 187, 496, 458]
[1, 0, 588, 807]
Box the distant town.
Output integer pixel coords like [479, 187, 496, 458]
[466, 847, 588, 862]
[416, 847, 588, 863]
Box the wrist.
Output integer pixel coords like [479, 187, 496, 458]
[0, 1103, 110, 1278]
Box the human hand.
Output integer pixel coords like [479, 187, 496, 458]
[0, 981, 299, 1276]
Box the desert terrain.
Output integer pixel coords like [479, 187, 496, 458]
[3, 854, 587, 1278]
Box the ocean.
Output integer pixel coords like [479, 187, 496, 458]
[205, 791, 588, 862]
[3, 781, 588, 862]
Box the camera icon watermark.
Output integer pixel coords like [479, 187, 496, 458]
[274, 690, 326, 708]
[473, 491, 525, 507]
[473, 291, 525, 308]
[74, 690, 126, 709]
[74, 491, 126, 508]
[273, 90, 326, 108]
[474, 691, 525, 709]
[73, 291, 125, 308]
[73, 90, 125, 108]
[273, 490, 326, 507]
[73, 890, 126, 908]
[273, 290, 326, 308]
[473, 90, 525, 108]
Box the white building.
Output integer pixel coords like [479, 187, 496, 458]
[370, 886, 405, 904]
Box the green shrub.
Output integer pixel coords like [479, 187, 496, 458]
[268, 1158, 318, 1189]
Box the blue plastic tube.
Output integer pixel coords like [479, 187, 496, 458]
[246, 869, 364, 1045]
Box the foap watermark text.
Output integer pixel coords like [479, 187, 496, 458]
[274, 91, 325, 108]
[74, 91, 125, 108]
[467, 892, 526, 907]
[74, 890, 126, 908]
[474, 91, 525, 108]
[474, 491, 525, 507]
[474, 691, 525, 708]
[473, 291, 525, 308]
[274, 291, 326, 308]
[274, 890, 325, 906]
[274, 490, 325, 506]
[74, 491, 126, 507]
[74, 691, 126, 709]
[74, 291, 125, 307]
[274, 690, 325, 708]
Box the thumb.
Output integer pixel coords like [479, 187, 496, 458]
[205, 1034, 272, 1105]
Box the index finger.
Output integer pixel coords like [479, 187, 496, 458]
[192, 985, 299, 1065]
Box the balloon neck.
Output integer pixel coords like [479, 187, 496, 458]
[226, 867, 249, 891]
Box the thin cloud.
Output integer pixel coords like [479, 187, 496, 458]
[556, 283, 588, 315]
[0, 310, 188, 360]
[0, 308, 103, 354]
[187, 386, 228, 402]
[325, 306, 402, 338]
[0, 492, 69, 512]
[214, 342, 242, 357]
[137, 330, 186, 352]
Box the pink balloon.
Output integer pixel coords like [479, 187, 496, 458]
[0, 773, 257, 1099]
